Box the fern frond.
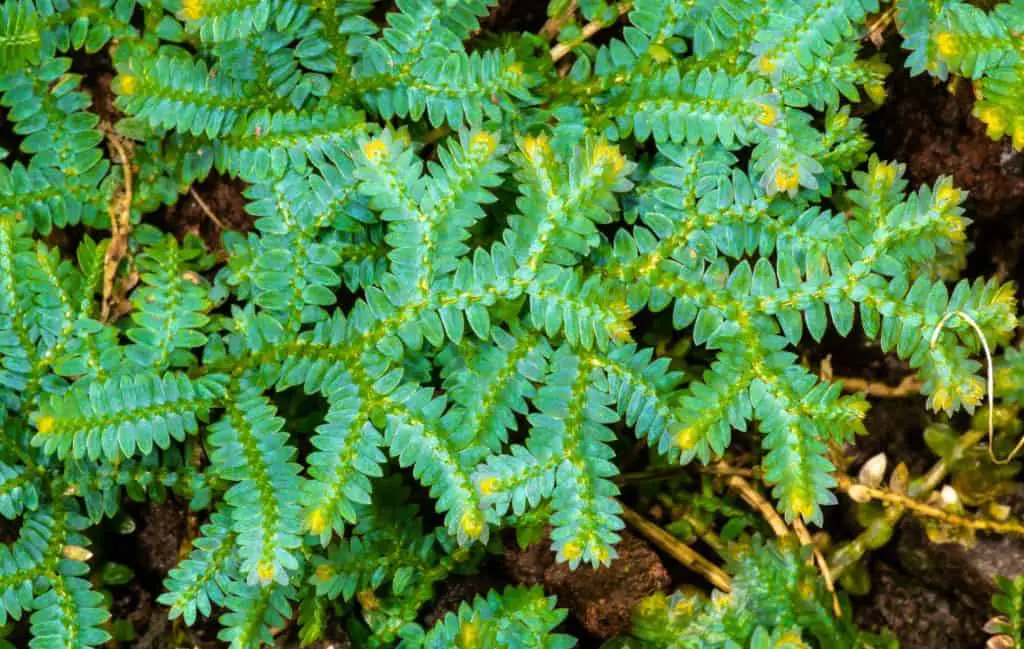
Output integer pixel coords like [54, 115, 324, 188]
[0, 63, 109, 232]
[0, 216, 42, 399]
[158, 509, 239, 626]
[440, 326, 552, 453]
[217, 581, 295, 649]
[0, 461, 37, 519]
[32, 569, 110, 649]
[591, 343, 687, 454]
[380, 381, 495, 545]
[32, 372, 229, 461]
[351, 47, 536, 128]
[747, 0, 879, 89]
[750, 356, 843, 525]
[176, 0, 277, 43]
[659, 351, 753, 464]
[302, 378, 386, 542]
[632, 538, 874, 648]
[0, 509, 60, 623]
[0, 0, 43, 75]
[215, 105, 368, 183]
[991, 575, 1024, 648]
[113, 46, 287, 138]
[353, 127, 507, 292]
[507, 134, 633, 271]
[526, 266, 634, 352]
[476, 347, 623, 568]
[207, 389, 303, 585]
[311, 517, 445, 603]
[126, 235, 212, 371]
[898, 0, 1024, 148]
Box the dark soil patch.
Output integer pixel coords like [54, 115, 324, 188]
[161, 173, 252, 252]
[83, 70, 122, 126]
[101, 499, 223, 648]
[0, 515, 20, 545]
[422, 573, 507, 628]
[854, 562, 985, 649]
[0, 105, 28, 166]
[482, 0, 551, 35]
[134, 500, 189, 580]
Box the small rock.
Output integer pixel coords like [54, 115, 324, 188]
[897, 518, 1024, 603]
[504, 529, 671, 638]
[854, 562, 985, 649]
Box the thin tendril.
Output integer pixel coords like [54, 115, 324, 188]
[930, 310, 1023, 464]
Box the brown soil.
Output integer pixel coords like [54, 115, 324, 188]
[504, 529, 672, 638]
[482, 0, 550, 35]
[422, 573, 507, 628]
[0, 516, 20, 545]
[162, 174, 252, 252]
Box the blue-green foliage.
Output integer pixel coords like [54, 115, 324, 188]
[629, 538, 897, 648]
[422, 585, 573, 649]
[0, 0, 1017, 647]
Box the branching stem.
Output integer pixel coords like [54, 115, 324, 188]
[837, 374, 922, 398]
[830, 428, 986, 578]
[836, 473, 1024, 536]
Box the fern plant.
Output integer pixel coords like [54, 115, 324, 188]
[0, 0, 1019, 647]
[629, 539, 897, 648]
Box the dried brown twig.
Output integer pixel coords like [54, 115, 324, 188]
[539, 1, 577, 41]
[188, 187, 226, 229]
[837, 374, 923, 397]
[620, 503, 732, 593]
[863, 6, 897, 47]
[100, 129, 134, 323]
[836, 473, 1024, 536]
[550, 2, 632, 62]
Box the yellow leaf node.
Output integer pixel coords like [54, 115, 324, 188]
[181, 0, 202, 20]
[362, 138, 388, 163]
[460, 511, 485, 539]
[935, 32, 959, 58]
[757, 103, 778, 127]
[470, 131, 498, 158]
[774, 164, 800, 193]
[36, 415, 56, 435]
[256, 560, 276, 583]
[308, 507, 328, 535]
[478, 476, 500, 495]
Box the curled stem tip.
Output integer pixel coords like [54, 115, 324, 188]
[930, 310, 1022, 465]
